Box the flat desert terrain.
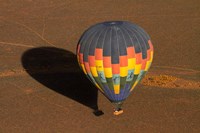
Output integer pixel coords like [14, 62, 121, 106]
[0, 0, 200, 132]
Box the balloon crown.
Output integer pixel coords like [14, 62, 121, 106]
[103, 21, 124, 26]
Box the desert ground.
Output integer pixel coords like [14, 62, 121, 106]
[0, 0, 200, 132]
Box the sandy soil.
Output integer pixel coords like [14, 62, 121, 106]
[0, 0, 200, 133]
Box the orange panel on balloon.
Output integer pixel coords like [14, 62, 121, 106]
[120, 56, 128, 67]
[103, 56, 111, 68]
[148, 40, 153, 51]
[84, 62, 90, 73]
[77, 44, 80, 53]
[88, 56, 95, 67]
[95, 48, 103, 60]
[141, 59, 147, 70]
[135, 53, 142, 64]
[147, 49, 151, 61]
[79, 53, 83, 64]
[112, 64, 120, 74]
[127, 47, 135, 58]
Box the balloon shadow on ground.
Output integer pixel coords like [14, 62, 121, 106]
[21, 47, 103, 116]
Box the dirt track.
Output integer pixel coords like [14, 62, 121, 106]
[0, 0, 200, 132]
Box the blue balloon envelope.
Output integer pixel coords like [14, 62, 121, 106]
[77, 21, 153, 115]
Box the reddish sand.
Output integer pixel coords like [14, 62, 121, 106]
[0, 0, 200, 133]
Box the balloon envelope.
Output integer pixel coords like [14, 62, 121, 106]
[77, 21, 153, 105]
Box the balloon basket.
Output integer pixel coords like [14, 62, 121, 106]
[113, 102, 123, 116]
[113, 108, 123, 115]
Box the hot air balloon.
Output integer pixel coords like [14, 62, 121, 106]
[76, 21, 153, 115]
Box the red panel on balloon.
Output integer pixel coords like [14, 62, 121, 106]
[95, 48, 103, 60]
[135, 53, 142, 64]
[77, 44, 80, 53]
[103, 56, 111, 68]
[148, 40, 153, 51]
[84, 62, 90, 72]
[120, 56, 128, 67]
[127, 47, 135, 58]
[88, 56, 95, 67]
[141, 59, 147, 70]
[79, 53, 83, 64]
[147, 49, 151, 61]
[112, 64, 120, 74]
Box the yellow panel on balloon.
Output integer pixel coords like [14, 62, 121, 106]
[114, 85, 120, 94]
[130, 80, 139, 92]
[128, 58, 136, 70]
[150, 51, 153, 62]
[120, 67, 128, 77]
[104, 68, 112, 78]
[134, 64, 141, 75]
[145, 61, 151, 71]
[81, 64, 87, 74]
[90, 67, 98, 77]
[95, 60, 104, 71]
